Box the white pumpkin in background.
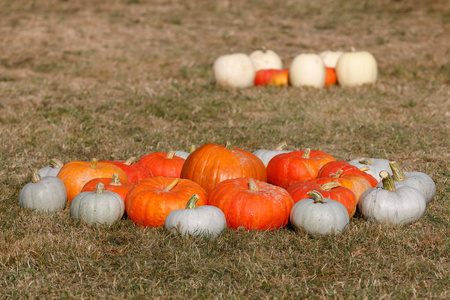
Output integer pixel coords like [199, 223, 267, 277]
[38, 158, 64, 177]
[249, 48, 283, 71]
[19, 169, 67, 213]
[335, 50, 378, 87]
[319, 51, 343, 68]
[212, 53, 255, 88]
[174, 145, 196, 160]
[253, 142, 292, 167]
[289, 54, 325, 88]
[70, 182, 125, 226]
[348, 157, 392, 182]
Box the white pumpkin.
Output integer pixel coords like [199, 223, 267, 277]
[252, 142, 292, 167]
[165, 194, 227, 237]
[212, 53, 255, 88]
[38, 158, 64, 177]
[289, 54, 325, 88]
[348, 157, 392, 182]
[335, 50, 378, 87]
[319, 51, 343, 68]
[70, 183, 125, 226]
[358, 171, 426, 225]
[289, 190, 349, 235]
[19, 169, 67, 213]
[381, 161, 436, 204]
[249, 48, 283, 71]
[174, 145, 196, 160]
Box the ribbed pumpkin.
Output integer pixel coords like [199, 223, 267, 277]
[81, 173, 134, 203]
[208, 178, 293, 230]
[180, 142, 267, 195]
[313, 169, 372, 202]
[125, 177, 208, 227]
[101, 157, 153, 183]
[57, 158, 128, 203]
[138, 151, 185, 178]
[318, 160, 378, 188]
[267, 148, 335, 189]
[287, 181, 357, 218]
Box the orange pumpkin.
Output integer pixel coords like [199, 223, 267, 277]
[287, 181, 357, 218]
[125, 177, 208, 227]
[318, 160, 378, 188]
[313, 169, 372, 202]
[266, 148, 335, 189]
[208, 178, 294, 230]
[101, 157, 153, 183]
[57, 158, 128, 203]
[268, 68, 289, 86]
[81, 173, 134, 203]
[180, 141, 267, 195]
[324, 67, 337, 87]
[138, 151, 185, 178]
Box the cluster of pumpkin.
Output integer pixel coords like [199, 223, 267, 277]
[212, 48, 378, 89]
[19, 142, 435, 237]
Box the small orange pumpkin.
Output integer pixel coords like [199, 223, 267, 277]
[57, 158, 128, 203]
[81, 173, 134, 203]
[125, 177, 208, 227]
[324, 67, 337, 87]
[209, 178, 294, 230]
[138, 151, 185, 178]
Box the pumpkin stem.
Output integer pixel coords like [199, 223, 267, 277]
[189, 145, 196, 153]
[165, 179, 179, 191]
[359, 158, 373, 165]
[307, 190, 325, 204]
[94, 182, 105, 194]
[49, 158, 64, 169]
[90, 158, 98, 168]
[225, 141, 234, 150]
[301, 148, 311, 159]
[185, 194, 200, 209]
[166, 151, 175, 159]
[332, 169, 344, 179]
[321, 181, 341, 191]
[359, 167, 370, 172]
[389, 161, 407, 182]
[31, 168, 42, 183]
[110, 173, 121, 186]
[248, 178, 259, 191]
[380, 170, 396, 192]
[274, 141, 287, 151]
[124, 157, 137, 165]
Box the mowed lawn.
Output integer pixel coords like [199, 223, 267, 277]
[0, 0, 449, 298]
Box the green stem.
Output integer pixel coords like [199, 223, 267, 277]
[90, 158, 98, 168]
[31, 168, 41, 183]
[359, 158, 373, 165]
[225, 141, 234, 150]
[389, 161, 407, 182]
[321, 181, 341, 191]
[185, 194, 199, 209]
[332, 169, 344, 179]
[380, 170, 396, 192]
[189, 145, 196, 153]
[302, 148, 311, 159]
[94, 182, 105, 194]
[49, 158, 64, 169]
[307, 190, 325, 204]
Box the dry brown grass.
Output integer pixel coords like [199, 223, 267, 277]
[1, 0, 449, 298]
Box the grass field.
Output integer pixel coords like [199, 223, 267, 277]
[1, 0, 449, 298]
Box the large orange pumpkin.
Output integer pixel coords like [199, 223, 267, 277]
[266, 148, 335, 189]
[125, 177, 208, 227]
[57, 158, 128, 203]
[138, 151, 185, 178]
[287, 181, 357, 218]
[180, 142, 267, 195]
[208, 178, 293, 230]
